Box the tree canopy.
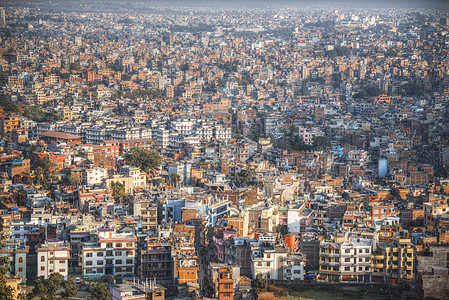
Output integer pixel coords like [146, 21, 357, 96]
[31, 273, 76, 300]
[232, 168, 256, 187]
[251, 274, 268, 294]
[88, 282, 111, 300]
[33, 156, 57, 189]
[0, 235, 16, 300]
[110, 181, 128, 203]
[124, 147, 163, 173]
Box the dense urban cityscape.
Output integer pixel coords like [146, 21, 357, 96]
[0, 0, 448, 299]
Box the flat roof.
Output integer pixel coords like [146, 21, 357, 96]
[38, 131, 82, 140]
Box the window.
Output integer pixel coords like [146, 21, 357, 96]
[86, 253, 93, 257]
[59, 260, 65, 264]
[18, 257, 23, 263]
[258, 262, 262, 266]
[266, 254, 271, 259]
[85, 269, 92, 274]
[116, 260, 122, 265]
[126, 259, 132, 264]
[59, 269, 65, 273]
[126, 251, 133, 256]
[345, 249, 350, 253]
[18, 267, 23, 272]
[97, 260, 104, 265]
[41, 267, 45, 271]
[41, 256, 45, 262]
[97, 268, 104, 273]
[97, 252, 103, 257]
[126, 243, 132, 247]
[116, 243, 122, 248]
[50, 261, 54, 264]
[345, 258, 350, 262]
[86, 261, 93, 266]
[345, 267, 350, 271]
[293, 270, 301, 274]
[115, 251, 122, 256]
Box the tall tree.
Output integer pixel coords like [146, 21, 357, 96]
[251, 274, 268, 294]
[110, 181, 128, 204]
[0, 235, 15, 300]
[88, 282, 110, 300]
[33, 156, 57, 189]
[60, 277, 77, 300]
[124, 147, 163, 173]
[31, 273, 66, 300]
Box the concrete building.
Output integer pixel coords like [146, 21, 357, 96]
[415, 246, 449, 299]
[140, 237, 174, 287]
[0, 240, 29, 283]
[37, 240, 70, 279]
[81, 228, 137, 279]
[340, 238, 372, 283]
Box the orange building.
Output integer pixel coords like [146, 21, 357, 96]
[217, 267, 234, 300]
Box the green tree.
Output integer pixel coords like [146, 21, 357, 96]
[276, 225, 289, 237]
[0, 235, 16, 300]
[312, 136, 331, 151]
[110, 181, 128, 204]
[88, 282, 110, 300]
[232, 168, 256, 187]
[33, 156, 57, 189]
[170, 173, 181, 188]
[251, 274, 268, 294]
[124, 148, 163, 173]
[0, 95, 19, 113]
[60, 277, 77, 300]
[32, 273, 65, 300]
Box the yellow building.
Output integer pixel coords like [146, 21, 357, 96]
[318, 242, 341, 282]
[376, 236, 414, 283]
[0, 114, 19, 138]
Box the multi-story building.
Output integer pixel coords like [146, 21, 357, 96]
[251, 243, 304, 280]
[415, 245, 449, 299]
[340, 238, 372, 283]
[0, 240, 29, 283]
[376, 236, 414, 283]
[82, 167, 108, 186]
[121, 166, 147, 190]
[319, 242, 341, 282]
[81, 228, 137, 279]
[152, 128, 170, 149]
[209, 264, 240, 300]
[37, 240, 70, 279]
[140, 237, 174, 287]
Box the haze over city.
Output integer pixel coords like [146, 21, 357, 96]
[0, 0, 448, 299]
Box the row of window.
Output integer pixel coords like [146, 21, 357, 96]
[40, 267, 65, 272]
[84, 267, 133, 274]
[85, 250, 133, 257]
[85, 259, 133, 266]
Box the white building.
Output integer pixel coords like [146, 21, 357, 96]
[81, 228, 137, 279]
[83, 167, 108, 186]
[121, 166, 147, 190]
[37, 241, 70, 279]
[171, 120, 194, 136]
[251, 245, 304, 281]
[152, 128, 170, 149]
[340, 237, 372, 283]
